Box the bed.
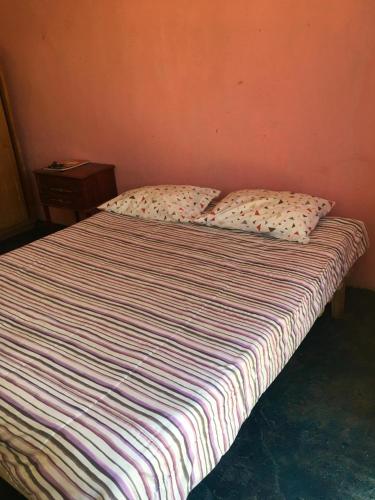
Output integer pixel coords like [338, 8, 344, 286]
[0, 211, 368, 499]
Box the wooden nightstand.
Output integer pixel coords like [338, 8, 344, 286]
[35, 163, 117, 222]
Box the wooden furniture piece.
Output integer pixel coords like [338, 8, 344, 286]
[0, 70, 34, 239]
[34, 163, 117, 222]
[331, 280, 346, 319]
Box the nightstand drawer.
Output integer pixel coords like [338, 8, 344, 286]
[38, 191, 81, 208]
[37, 175, 81, 194]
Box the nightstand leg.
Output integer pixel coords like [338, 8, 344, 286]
[43, 205, 51, 222]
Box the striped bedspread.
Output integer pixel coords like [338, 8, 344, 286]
[0, 212, 368, 499]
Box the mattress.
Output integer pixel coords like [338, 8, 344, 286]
[0, 212, 368, 499]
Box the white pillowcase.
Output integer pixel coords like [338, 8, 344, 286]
[194, 189, 335, 243]
[98, 185, 221, 223]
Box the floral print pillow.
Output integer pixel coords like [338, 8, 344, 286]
[194, 189, 335, 243]
[98, 185, 221, 223]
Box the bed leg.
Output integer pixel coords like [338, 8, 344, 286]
[331, 281, 346, 319]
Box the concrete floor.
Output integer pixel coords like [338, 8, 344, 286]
[1, 227, 374, 499]
[0, 221, 64, 255]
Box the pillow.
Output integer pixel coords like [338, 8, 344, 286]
[98, 185, 221, 223]
[194, 189, 335, 243]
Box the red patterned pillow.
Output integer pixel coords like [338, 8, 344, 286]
[98, 185, 221, 223]
[194, 189, 335, 243]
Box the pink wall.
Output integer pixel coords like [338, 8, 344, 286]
[0, 0, 374, 289]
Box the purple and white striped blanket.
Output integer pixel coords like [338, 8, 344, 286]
[0, 212, 368, 499]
